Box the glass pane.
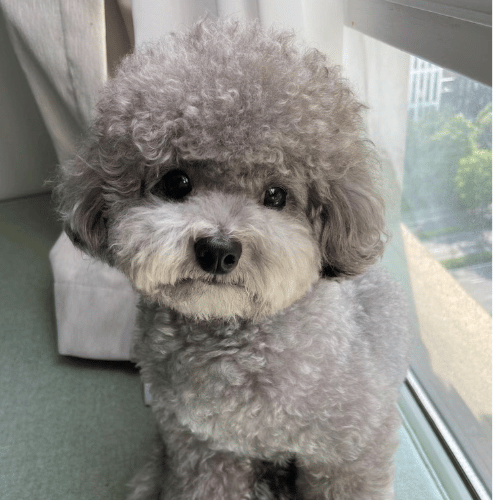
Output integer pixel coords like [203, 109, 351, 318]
[402, 56, 492, 491]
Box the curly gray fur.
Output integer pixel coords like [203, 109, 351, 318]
[56, 19, 385, 279]
[56, 18, 409, 500]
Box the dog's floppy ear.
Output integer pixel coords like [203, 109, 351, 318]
[316, 160, 387, 279]
[56, 141, 109, 262]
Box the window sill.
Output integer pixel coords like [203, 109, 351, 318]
[397, 377, 488, 500]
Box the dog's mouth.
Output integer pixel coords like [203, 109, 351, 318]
[181, 276, 245, 288]
[170, 277, 246, 289]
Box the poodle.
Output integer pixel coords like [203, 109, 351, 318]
[56, 19, 410, 500]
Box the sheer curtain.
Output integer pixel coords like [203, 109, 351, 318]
[132, 0, 345, 65]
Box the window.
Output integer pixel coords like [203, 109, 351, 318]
[342, 0, 492, 497]
[402, 58, 492, 496]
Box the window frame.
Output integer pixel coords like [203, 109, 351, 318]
[343, 0, 491, 85]
[385, 0, 491, 27]
[403, 372, 491, 500]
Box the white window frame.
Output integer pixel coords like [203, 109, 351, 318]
[343, 1, 492, 499]
[343, 0, 491, 85]
[400, 373, 491, 500]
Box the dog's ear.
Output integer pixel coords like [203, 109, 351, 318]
[56, 141, 109, 262]
[315, 164, 387, 279]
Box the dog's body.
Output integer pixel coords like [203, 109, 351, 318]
[57, 19, 410, 500]
[130, 268, 408, 499]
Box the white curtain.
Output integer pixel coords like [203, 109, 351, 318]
[132, 0, 344, 65]
[0, 0, 107, 165]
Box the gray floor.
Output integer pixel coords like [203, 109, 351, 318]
[0, 193, 445, 499]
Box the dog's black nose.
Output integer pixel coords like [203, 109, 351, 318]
[194, 236, 242, 275]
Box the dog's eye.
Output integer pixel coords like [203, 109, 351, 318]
[152, 169, 192, 200]
[263, 187, 287, 210]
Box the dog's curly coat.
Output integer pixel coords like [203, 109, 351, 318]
[57, 19, 410, 500]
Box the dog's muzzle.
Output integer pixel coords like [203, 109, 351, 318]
[194, 235, 242, 275]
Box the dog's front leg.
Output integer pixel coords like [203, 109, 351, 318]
[162, 440, 255, 500]
[295, 404, 401, 500]
[296, 457, 395, 500]
[128, 416, 256, 500]
[295, 419, 399, 500]
[126, 435, 166, 500]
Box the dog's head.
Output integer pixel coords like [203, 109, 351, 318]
[56, 19, 386, 321]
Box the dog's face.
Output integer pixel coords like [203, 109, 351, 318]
[108, 160, 321, 319]
[57, 20, 386, 321]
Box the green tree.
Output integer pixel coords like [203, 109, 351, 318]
[473, 102, 492, 150]
[403, 110, 469, 213]
[402, 103, 492, 215]
[455, 150, 492, 210]
[454, 103, 492, 210]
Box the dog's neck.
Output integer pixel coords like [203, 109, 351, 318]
[177, 313, 249, 332]
[154, 278, 328, 334]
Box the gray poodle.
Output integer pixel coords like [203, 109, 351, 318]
[56, 19, 410, 500]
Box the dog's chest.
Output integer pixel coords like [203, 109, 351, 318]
[155, 318, 306, 411]
[141, 309, 338, 456]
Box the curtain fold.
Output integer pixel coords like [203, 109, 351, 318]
[0, 0, 106, 164]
